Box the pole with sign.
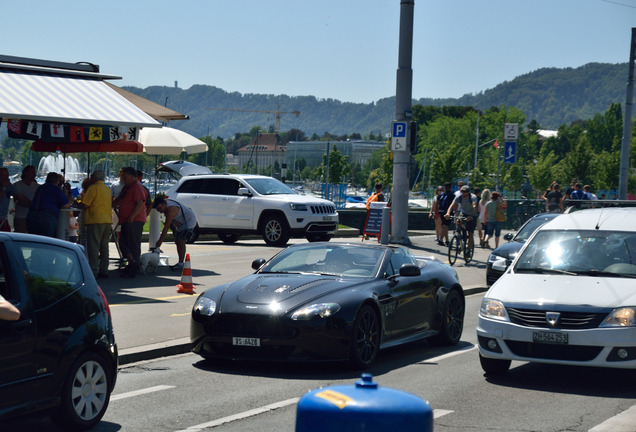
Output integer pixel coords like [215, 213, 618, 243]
[497, 123, 518, 191]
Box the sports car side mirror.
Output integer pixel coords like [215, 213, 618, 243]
[252, 258, 266, 270]
[399, 264, 421, 277]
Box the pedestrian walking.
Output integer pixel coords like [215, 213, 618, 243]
[429, 185, 444, 244]
[478, 188, 492, 247]
[436, 182, 455, 246]
[0, 167, 19, 232]
[484, 191, 506, 248]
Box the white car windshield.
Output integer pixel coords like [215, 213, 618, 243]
[514, 230, 636, 277]
[245, 178, 297, 195]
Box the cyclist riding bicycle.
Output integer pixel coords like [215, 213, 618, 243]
[444, 184, 478, 250]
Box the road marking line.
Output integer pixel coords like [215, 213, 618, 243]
[434, 409, 454, 418]
[590, 404, 636, 431]
[170, 312, 191, 317]
[419, 344, 477, 364]
[111, 385, 175, 401]
[174, 397, 301, 432]
[110, 295, 193, 307]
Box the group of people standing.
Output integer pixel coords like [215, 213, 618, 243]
[542, 179, 598, 213]
[430, 181, 507, 250]
[81, 166, 197, 279]
[0, 164, 197, 281]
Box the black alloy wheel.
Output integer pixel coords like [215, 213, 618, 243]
[349, 305, 380, 369]
[430, 289, 465, 346]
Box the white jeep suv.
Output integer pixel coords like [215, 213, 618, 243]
[164, 174, 339, 246]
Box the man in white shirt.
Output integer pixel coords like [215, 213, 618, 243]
[13, 165, 39, 233]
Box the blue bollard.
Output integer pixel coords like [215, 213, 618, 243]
[295, 373, 433, 432]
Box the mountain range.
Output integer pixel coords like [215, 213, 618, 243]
[124, 62, 630, 139]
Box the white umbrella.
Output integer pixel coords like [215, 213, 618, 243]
[138, 126, 208, 155]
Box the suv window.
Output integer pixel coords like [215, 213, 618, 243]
[177, 178, 243, 196]
[18, 242, 83, 309]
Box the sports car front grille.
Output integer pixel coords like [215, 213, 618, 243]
[310, 204, 336, 215]
[505, 340, 603, 361]
[506, 308, 608, 329]
[206, 314, 296, 338]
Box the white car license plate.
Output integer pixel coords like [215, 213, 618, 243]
[232, 337, 260, 347]
[533, 331, 568, 345]
[322, 216, 332, 221]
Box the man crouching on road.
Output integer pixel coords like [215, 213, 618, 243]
[152, 196, 198, 273]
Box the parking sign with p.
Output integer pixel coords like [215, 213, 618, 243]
[391, 121, 408, 152]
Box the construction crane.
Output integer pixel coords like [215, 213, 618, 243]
[207, 103, 300, 133]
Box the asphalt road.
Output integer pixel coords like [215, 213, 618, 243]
[98, 230, 493, 364]
[9, 292, 636, 432]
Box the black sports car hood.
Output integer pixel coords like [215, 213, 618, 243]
[218, 273, 358, 314]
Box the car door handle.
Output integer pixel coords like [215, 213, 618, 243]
[12, 318, 32, 334]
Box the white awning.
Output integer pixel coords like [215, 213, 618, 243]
[0, 68, 160, 128]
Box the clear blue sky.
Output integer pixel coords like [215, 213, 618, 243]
[6, 0, 635, 104]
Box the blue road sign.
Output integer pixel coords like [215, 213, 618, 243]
[504, 141, 516, 164]
[391, 121, 408, 152]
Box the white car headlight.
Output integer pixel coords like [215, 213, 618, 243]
[480, 298, 510, 321]
[600, 307, 636, 327]
[193, 297, 217, 316]
[289, 203, 308, 211]
[291, 303, 341, 320]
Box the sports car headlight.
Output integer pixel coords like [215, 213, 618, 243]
[600, 307, 636, 327]
[479, 298, 510, 321]
[193, 297, 217, 316]
[289, 203, 308, 211]
[291, 303, 341, 320]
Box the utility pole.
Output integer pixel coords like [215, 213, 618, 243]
[619, 27, 635, 200]
[391, 0, 415, 246]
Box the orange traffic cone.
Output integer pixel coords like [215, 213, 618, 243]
[176, 254, 195, 294]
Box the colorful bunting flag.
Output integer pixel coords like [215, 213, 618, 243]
[126, 127, 138, 141]
[70, 126, 85, 142]
[89, 127, 103, 141]
[49, 124, 64, 138]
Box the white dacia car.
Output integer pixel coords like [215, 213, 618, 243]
[164, 173, 338, 246]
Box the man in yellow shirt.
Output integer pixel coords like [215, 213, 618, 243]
[81, 170, 113, 278]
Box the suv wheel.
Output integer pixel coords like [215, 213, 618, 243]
[262, 215, 290, 247]
[218, 233, 240, 244]
[51, 351, 112, 430]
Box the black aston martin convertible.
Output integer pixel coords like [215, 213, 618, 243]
[190, 242, 465, 368]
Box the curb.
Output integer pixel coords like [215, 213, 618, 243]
[118, 337, 192, 365]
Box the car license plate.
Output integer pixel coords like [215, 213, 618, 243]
[323, 216, 332, 221]
[533, 331, 568, 345]
[232, 337, 260, 347]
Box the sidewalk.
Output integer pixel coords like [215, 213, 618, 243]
[116, 229, 493, 366]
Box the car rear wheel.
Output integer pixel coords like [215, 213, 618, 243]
[430, 289, 464, 346]
[218, 233, 240, 244]
[51, 352, 112, 430]
[262, 215, 290, 247]
[479, 353, 511, 375]
[349, 305, 380, 369]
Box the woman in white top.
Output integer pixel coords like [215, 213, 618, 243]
[478, 189, 491, 247]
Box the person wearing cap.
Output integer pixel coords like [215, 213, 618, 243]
[80, 170, 112, 278]
[152, 196, 198, 272]
[445, 184, 478, 250]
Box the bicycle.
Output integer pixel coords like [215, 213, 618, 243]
[447, 214, 474, 266]
[510, 200, 540, 231]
